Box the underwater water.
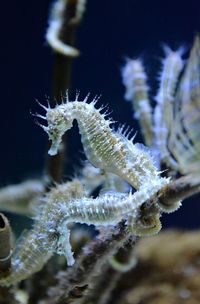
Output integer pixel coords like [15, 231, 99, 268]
[0, 0, 200, 233]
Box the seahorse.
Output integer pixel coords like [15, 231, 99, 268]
[0, 178, 162, 286]
[38, 94, 169, 194]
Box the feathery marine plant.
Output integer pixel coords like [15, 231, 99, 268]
[122, 58, 153, 147]
[122, 46, 185, 170]
[168, 36, 200, 175]
[121, 42, 200, 175]
[153, 46, 185, 170]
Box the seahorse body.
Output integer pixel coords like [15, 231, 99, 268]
[41, 97, 168, 192]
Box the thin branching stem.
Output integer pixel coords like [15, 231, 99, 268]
[46, 0, 85, 183]
[0, 213, 18, 304]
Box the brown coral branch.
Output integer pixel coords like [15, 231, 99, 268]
[0, 213, 12, 278]
[52, 0, 83, 100]
[43, 221, 131, 304]
[157, 175, 200, 211]
[138, 175, 200, 223]
[77, 237, 137, 304]
[0, 214, 18, 304]
[46, 0, 86, 183]
[80, 265, 121, 304]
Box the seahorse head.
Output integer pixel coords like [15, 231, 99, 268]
[45, 105, 73, 156]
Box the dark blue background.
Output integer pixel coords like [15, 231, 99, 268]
[0, 0, 200, 229]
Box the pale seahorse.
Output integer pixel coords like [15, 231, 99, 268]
[38, 94, 169, 194]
